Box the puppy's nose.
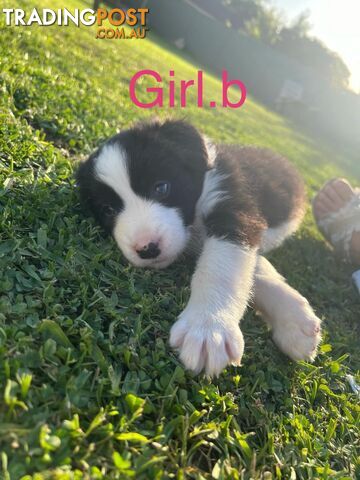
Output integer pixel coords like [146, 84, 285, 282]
[136, 242, 161, 259]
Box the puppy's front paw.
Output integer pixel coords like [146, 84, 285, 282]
[169, 310, 244, 377]
[271, 298, 322, 361]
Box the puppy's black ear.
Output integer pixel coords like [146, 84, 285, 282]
[75, 152, 106, 206]
[75, 152, 99, 208]
[158, 119, 210, 172]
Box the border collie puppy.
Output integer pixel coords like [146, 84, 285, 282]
[76, 119, 321, 376]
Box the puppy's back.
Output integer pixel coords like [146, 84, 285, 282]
[216, 145, 306, 229]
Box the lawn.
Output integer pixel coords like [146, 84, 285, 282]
[0, 0, 359, 478]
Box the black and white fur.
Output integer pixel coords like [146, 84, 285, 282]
[77, 119, 321, 376]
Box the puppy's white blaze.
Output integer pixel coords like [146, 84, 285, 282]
[254, 256, 322, 361]
[94, 143, 188, 268]
[197, 170, 230, 217]
[95, 144, 133, 202]
[170, 238, 257, 376]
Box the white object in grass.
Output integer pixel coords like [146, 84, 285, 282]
[352, 269, 360, 295]
[346, 374, 360, 396]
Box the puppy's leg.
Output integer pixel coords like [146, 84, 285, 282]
[254, 256, 322, 361]
[170, 237, 257, 376]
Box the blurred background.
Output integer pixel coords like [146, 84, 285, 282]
[122, 0, 360, 148]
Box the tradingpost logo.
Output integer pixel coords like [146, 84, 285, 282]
[2, 7, 150, 39]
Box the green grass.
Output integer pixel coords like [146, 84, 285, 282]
[0, 0, 359, 478]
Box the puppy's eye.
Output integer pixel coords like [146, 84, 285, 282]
[152, 181, 171, 199]
[102, 205, 117, 216]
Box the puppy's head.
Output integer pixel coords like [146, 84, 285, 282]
[76, 119, 209, 268]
